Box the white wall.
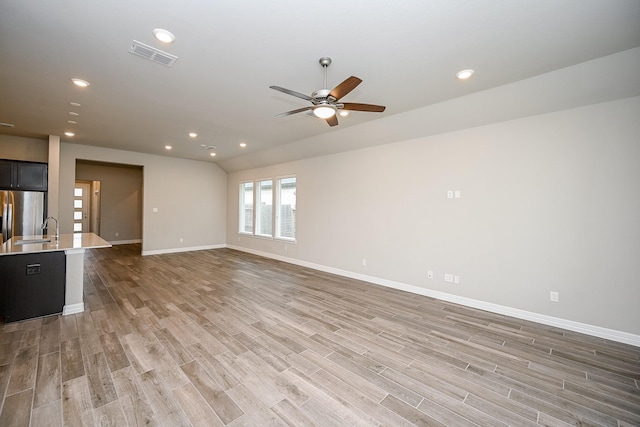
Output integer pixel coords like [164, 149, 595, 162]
[227, 96, 640, 341]
[60, 143, 227, 254]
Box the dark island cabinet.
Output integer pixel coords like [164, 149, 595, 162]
[0, 160, 48, 191]
[0, 251, 65, 322]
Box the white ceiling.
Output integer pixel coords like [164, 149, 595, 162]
[1, 1, 639, 172]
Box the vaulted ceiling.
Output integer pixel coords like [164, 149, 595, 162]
[1, 1, 639, 171]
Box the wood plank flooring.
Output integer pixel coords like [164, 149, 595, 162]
[1, 244, 639, 426]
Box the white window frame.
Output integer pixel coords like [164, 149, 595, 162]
[238, 181, 254, 234]
[255, 178, 273, 238]
[275, 175, 296, 241]
[238, 174, 296, 243]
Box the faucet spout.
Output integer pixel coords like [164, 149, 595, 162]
[42, 217, 60, 241]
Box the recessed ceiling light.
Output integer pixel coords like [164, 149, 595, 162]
[339, 110, 349, 117]
[456, 69, 475, 80]
[0, 122, 15, 128]
[64, 131, 75, 137]
[71, 78, 90, 87]
[165, 145, 172, 150]
[67, 120, 78, 124]
[210, 152, 216, 157]
[68, 112, 79, 116]
[69, 102, 82, 107]
[153, 28, 175, 43]
[239, 142, 247, 148]
[189, 132, 197, 138]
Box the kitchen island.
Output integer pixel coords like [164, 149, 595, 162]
[0, 233, 111, 321]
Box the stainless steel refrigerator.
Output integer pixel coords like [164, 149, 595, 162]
[1, 190, 46, 243]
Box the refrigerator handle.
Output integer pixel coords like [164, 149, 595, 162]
[6, 202, 12, 241]
[1, 202, 5, 239]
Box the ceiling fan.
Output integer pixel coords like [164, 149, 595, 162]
[270, 57, 386, 127]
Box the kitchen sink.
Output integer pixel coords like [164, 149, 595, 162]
[14, 238, 52, 245]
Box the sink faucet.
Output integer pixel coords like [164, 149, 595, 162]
[41, 217, 59, 241]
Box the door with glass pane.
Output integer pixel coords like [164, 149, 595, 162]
[73, 182, 91, 233]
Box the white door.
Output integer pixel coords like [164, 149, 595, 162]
[73, 182, 91, 233]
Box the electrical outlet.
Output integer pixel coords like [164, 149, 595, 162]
[179, 238, 183, 243]
[454, 190, 461, 199]
[444, 274, 454, 283]
[427, 270, 433, 279]
[115, 232, 119, 237]
[454, 275, 460, 284]
[362, 258, 367, 266]
[550, 291, 559, 302]
[447, 190, 454, 199]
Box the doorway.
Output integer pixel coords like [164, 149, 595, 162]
[75, 159, 143, 248]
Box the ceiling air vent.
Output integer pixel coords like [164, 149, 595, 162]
[129, 40, 178, 67]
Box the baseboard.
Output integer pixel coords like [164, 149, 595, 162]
[227, 244, 640, 347]
[142, 244, 226, 256]
[63, 303, 84, 316]
[109, 239, 142, 245]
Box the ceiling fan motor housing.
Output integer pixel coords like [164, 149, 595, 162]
[311, 89, 337, 105]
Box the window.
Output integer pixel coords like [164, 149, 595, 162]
[276, 176, 296, 240]
[73, 183, 90, 233]
[239, 175, 296, 241]
[239, 181, 254, 233]
[256, 179, 273, 236]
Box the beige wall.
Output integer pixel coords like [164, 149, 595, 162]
[227, 96, 640, 340]
[76, 161, 143, 242]
[0, 134, 48, 162]
[60, 143, 227, 254]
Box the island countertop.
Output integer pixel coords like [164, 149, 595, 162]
[0, 233, 112, 255]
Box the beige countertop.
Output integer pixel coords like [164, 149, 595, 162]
[0, 233, 112, 256]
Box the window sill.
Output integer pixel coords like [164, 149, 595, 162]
[237, 233, 296, 244]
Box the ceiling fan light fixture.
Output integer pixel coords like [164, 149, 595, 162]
[313, 105, 336, 119]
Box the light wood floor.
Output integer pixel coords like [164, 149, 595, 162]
[1, 244, 639, 426]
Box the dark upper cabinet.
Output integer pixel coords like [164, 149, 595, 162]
[0, 160, 14, 188]
[0, 160, 48, 191]
[16, 162, 48, 191]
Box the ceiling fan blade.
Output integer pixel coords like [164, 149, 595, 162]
[328, 76, 362, 101]
[341, 102, 386, 113]
[325, 115, 339, 127]
[270, 85, 312, 101]
[276, 106, 313, 117]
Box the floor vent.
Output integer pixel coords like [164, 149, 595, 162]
[129, 40, 178, 67]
